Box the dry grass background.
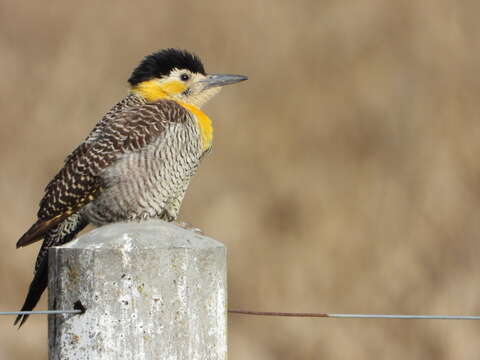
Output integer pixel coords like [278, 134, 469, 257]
[1, 0, 480, 358]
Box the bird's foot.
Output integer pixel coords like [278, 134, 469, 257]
[174, 221, 203, 235]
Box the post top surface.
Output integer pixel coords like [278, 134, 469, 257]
[60, 220, 224, 250]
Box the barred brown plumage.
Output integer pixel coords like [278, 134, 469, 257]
[15, 48, 247, 327]
[82, 99, 199, 225]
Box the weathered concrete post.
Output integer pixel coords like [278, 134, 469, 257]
[48, 220, 227, 360]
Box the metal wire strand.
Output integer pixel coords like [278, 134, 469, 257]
[3, 308, 480, 320]
[0, 309, 82, 316]
[0, 302, 85, 316]
[228, 310, 480, 320]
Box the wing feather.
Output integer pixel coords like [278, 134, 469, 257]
[17, 99, 190, 247]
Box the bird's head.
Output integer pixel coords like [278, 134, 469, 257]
[128, 49, 247, 108]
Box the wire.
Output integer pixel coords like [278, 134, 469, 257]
[0, 309, 82, 316]
[3, 308, 480, 320]
[228, 310, 480, 320]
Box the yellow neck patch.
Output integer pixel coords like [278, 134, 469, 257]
[131, 79, 213, 151]
[179, 102, 213, 152]
[131, 79, 186, 102]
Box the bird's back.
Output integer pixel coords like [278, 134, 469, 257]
[17, 94, 147, 247]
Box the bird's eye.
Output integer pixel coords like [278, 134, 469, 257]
[180, 73, 190, 81]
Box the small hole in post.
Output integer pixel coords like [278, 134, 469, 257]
[73, 300, 86, 314]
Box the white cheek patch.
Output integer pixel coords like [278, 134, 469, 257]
[168, 72, 222, 108]
[190, 87, 222, 108]
[179, 85, 221, 108]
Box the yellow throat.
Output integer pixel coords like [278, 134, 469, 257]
[178, 102, 213, 152]
[131, 80, 213, 152]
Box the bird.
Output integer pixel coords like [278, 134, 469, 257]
[14, 48, 247, 327]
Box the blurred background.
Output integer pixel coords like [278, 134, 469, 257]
[2, 0, 480, 358]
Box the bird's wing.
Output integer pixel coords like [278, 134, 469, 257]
[63, 94, 145, 164]
[17, 100, 190, 247]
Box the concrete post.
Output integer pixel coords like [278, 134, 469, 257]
[48, 220, 227, 360]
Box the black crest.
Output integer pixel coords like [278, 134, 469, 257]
[128, 49, 206, 86]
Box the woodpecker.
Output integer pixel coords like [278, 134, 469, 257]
[15, 49, 247, 326]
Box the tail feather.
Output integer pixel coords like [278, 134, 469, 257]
[16, 213, 71, 248]
[15, 214, 88, 328]
[14, 256, 48, 327]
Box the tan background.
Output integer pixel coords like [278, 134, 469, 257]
[2, 0, 480, 358]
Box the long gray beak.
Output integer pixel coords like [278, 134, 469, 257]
[202, 74, 248, 89]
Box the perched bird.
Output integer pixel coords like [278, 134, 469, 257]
[15, 48, 247, 326]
